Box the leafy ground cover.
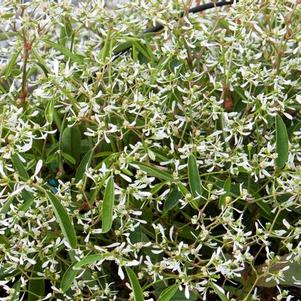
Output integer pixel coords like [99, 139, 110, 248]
[0, 0, 301, 300]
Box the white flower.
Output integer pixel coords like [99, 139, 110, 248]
[33, 160, 43, 178]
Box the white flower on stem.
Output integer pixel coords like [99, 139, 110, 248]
[33, 160, 43, 178]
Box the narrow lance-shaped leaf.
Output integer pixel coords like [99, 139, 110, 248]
[210, 282, 230, 301]
[60, 263, 77, 293]
[45, 98, 55, 124]
[113, 39, 132, 55]
[0, 31, 16, 41]
[43, 39, 84, 64]
[219, 176, 231, 208]
[59, 16, 73, 46]
[0, 235, 9, 247]
[131, 162, 173, 181]
[19, 190, 35, 212]
[61, 152, 77, 165]
[53, 109, 62, 132]
[101, 31, 113, 61]
[102, 176, 115, 233]
[11, 154, 29, 181]
[73, 254, 104, 269]
[163, 188, 181, 214]
[151, 182, 166, 194]
[74, 150, 93, 183]
[275, 114, 289, 169]
[64, 17, 73, 37]
[188, 154, 203, 200]
[2, 50, 21, 77]
[61, 126, 81, 164]
[60, 254, 104, 292]
[94, 151, 113, 158]
[131, 40, 152, 61]
[32, 48, 49, 77]
[125, 267, 144, 301]
[158, 284, 178, 301]
[46, 191, 77, 248]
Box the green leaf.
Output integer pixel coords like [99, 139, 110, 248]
[60, 16, 73, 46]
[102, 176, 115, 233]
[74, 150, 93, 183]
[33, 61, 49, 77]
[219, 177, 231, 208]
[64, 17, 73, 37]
[132, 162, 173, 181]
[131, 40, 153, 61]
[129, 226, 150, 243]
[61, 254, 104, 292]
[73, 254, 104, 269]
[28, 261, 45, 301]
[27, 66, 39, 79]
[46, 191, 77, 248]
[123, 37, 153, 61]
[0, 235, 9, 247]
[45, 98, 55, 124]
[0, 195, 14, 214]
[163, 188, 181, 214]
[101, 31, 113, 61]
[177, 182, 190, 196]
[0, 31, 16, 41]
[125, 267, 144, 301]
[209, 282, 230, 301]
[121, 168, 134, 177]
[94, 151, 113, 158]
[188, 154, 203, 199]
[19, 190, 34, 212]
[32, 49, 50, 77]
[61, 152, 77, 165]
[158, 284, 178, 301]
[101, 152, 119, 168]
[43, 39, 84, 64]
[11, 154, 29, 181]
[61, 263, 77, 292]
[1, 50, 21, 78]
[151, 182, 166, 194]
[114, 39, 132, 55]
[275, 114, 289, 169]
[150, 149, 170, 162]
[132, 44, 138, 61]
[53, 109, 62, 132]
[0, 13, 14, 19]
[61, 126, 81, 164]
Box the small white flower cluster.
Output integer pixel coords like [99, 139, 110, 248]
[0, 0, 301, 300]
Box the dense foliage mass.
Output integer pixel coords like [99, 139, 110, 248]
[0, 0, 301, 300]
